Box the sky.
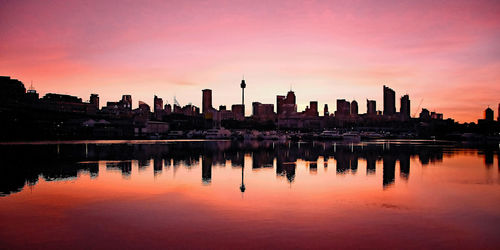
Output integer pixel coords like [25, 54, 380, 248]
[1, 0, 499, 122]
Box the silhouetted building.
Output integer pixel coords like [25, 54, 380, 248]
[252, 102, 275, 121]
[202, 89, 212, 114]
[484, 107, 494, 121]
[383, 85, 396, 116]
[164, 104, 172, 114]
[400, 94, 410, 121]
[231, 104, 245, 120]
[40, 93, 97, 114]
[154, 95, 163, 114]
[277, 91, 297, 116]
[122, 95, 132, 110]
[90, 94, 99, 109]
[420, 108, 430, 120]
[324, 104, 329, 116]
[335, 99, 350, 117]
[304, 101, 318, 117]
[367, 99, 376, 115]
[0, 76, 26, 104]
[498, 103, 500, 121]
[431, 112, 443, 120]
[350, 100, 358, 116]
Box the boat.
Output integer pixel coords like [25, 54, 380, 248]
[319, 130, 342, 140]
[205, 128, 232, 139]
[342, 132, 361, 141]
[243, 130, 261, 140]
[167, 130, 184, 139]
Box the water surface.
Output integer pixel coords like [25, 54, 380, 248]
[1, 140, 499, 249]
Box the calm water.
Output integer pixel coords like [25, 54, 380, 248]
[0, 140, 499, 249]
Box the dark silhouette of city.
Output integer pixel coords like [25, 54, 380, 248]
[0, 75, 499, 141]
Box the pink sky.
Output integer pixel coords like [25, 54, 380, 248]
[1, 0, 499, 122]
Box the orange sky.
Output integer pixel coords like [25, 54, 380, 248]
[1, 0, 499, 122]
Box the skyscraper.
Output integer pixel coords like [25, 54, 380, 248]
[324, 104, 329, 116]
[350, 100, 358, 116]
[383, 85, 395, 116]
[122, 95, 132, 110]
[154, 95, 163, 114]
[400, 94, 410, 120]
[276, 90, 297, 116]
[498, 103, 500, 121]
[202, 89, 212, 114]
[484, 107, 494, 121]
[90, 94, 99, 109]
[367, 99, 376, 115]
[336, 99, 350, 117]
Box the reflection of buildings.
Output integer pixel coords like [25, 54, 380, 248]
[383, 155, 396, 188]
[202, 156, 212, 184]
[0, 140, 466, 196]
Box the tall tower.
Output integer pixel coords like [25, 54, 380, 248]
[202, 89, 212, 114]
[383, 85, 395, 116]
[240, 77, 246, 116]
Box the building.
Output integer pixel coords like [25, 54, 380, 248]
[154, 95, 163, 114]
[277, 91, 297, 116]
[202, 89, 212, 114]
[0, 76, 26, 104]
[324, 104, 329, 116]
[498, 103, 500, 121]
[40, 93, 97, 114]
[90, 94, 99, 109]
[484, 107, 494, 121]
[383, 85, 396, 116]
[232, 104, 245, 121]
[350, 100, 358, 116]
[164, 104, 172, 114]
[122, 95, 132, 110]
[304, 101, 318, 117]
[252, 102, 275, 121]
[419, 108, 430, 120]
[367, 99, 376, 115]
[431, 111, 443, 120]
[400, 94, 410, 121]
[335, 99, 350, 117]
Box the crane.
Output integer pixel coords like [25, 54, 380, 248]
[413, 98, 424, 117]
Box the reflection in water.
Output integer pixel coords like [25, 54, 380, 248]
[0, 140, 498, 196]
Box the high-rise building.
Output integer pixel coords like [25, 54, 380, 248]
[484, 107, 494, 121]
[350, 100, 358, 116]
[90, 94, 99, 109]
[336, 99, 350, 117]
[276, 90, 297, 116]
[252, 102, 275, 121]
[202, 89, 212, 114]
[367, 99, 376, 115]
[164, 104, 172, 114]
[231, 104, 245, 121]
[154, 95, 163, 113]
[324, 104, 329, 116]
[400, 94, 410, 120]
[304, 101, 318, 117]
[498, 103, 500, 121]
[419, 108, 430, 120]
[383, 85, 395, 116]
[122, 95, 132, 110]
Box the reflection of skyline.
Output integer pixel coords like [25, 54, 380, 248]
[0, 141, 497, 196]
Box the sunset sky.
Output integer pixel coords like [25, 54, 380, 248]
[1, 0, 499, 122]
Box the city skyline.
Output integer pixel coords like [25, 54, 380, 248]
[1, 0, 500, 123]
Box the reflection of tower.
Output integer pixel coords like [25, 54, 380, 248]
[383, 154, 396, 188]
[240, 160, 246, 193]
[202, 155, 212, 184]
[240, 77, 246, 117]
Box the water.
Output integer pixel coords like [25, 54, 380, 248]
[0, 140, 499, 249]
